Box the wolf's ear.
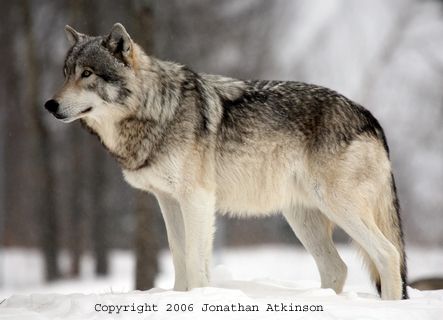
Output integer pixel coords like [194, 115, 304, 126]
[65, 25, 84, 46]
[104, 23, 132, 61]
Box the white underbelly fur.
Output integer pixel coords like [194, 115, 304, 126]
[215, 153, 311, 216]
[123, 149, 313, 217]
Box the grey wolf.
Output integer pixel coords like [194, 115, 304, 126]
[45, 23, 408, 300]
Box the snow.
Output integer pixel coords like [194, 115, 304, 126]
[1, 245, 443, 319]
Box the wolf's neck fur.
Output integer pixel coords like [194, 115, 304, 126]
[82, 46, 189, 170]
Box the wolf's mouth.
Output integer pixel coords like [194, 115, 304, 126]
[54, 113, 67, 120]
[55, 107, 93, 123]
[80, 107, 93, 114]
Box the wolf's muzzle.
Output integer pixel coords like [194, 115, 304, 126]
[44, 99, 59, 113]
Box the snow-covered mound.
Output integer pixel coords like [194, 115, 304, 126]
[1, 245, 443, 319]
[2, 282, 443, 319]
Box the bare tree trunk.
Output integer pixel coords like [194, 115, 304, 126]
[21, 0, 59, 281]
[1, 2, 17, 247]
[65, 0, 83, 278]
[68, 127, 84, 277]
[0, 2, 18, 287]
[131, 0, 160, 290]
[91, 147, 109, 276]
[66, 0, 94, 278]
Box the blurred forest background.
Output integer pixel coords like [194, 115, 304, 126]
[0, 0, 442, 291]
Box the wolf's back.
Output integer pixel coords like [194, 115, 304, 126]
[217, 80, 389, 153]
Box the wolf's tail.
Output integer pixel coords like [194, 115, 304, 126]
[357, 171, 408, 299]
[386, 173, 408, 299]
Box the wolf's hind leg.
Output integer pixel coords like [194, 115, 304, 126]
[319, 201, 402, 300]
[283, 206, 347, 293]
[155, 192, 188, 291]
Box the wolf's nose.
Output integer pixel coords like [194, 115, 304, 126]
[44, 99, 59, 113]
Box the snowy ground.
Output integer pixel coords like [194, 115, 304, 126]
[1, 245, 443, 319]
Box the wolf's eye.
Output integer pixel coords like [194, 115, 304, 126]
[81, 70, 92, 78]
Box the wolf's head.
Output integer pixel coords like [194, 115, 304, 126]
[45, 23, 139, 123]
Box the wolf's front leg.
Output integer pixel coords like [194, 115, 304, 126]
[155, 192, 188, 291]
[179, 189, 216, 289]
